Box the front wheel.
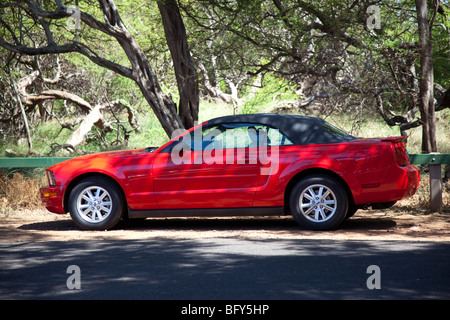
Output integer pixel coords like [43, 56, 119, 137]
[68, 177, 125, 230]
[289, 175, 348, 231]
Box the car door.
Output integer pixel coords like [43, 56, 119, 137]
[152, 123, 261, 209]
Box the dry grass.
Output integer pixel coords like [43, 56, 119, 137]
[0, 172, 45, 215]
[397, 174, 450, 214]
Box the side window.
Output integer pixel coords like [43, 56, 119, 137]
[197, 124, 258, 149]
[223, 125, 259, 149]
[164, 122, 294, 153]
[199, 125, 224, 150]
[194, 123, 268, 150]
[266, 127, 294, 146]
[208, 123, 294, 148]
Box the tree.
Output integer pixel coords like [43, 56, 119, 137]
[158, 0, 199, 129]
[183, 0, 448, 151]
[0, 0, 198, 138]
[415, 0, 438, 153]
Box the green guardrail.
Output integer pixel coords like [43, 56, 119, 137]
[409, 153, 450, 165]
[0, 157, 72, 168]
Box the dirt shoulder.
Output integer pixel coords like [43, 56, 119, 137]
[1, 207, 449, 242]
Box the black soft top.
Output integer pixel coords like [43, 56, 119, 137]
[207, 113, 355, 145]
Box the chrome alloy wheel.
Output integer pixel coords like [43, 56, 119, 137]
[76, 186, 113, 223]
[299, 184, 337, 223]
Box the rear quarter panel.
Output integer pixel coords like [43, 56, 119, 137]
[253, 140, 397, 207]
[254, 143, 359, 206]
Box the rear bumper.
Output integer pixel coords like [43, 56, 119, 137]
[401, 164, 421, 199]
[354, 164, 420, 205]
[40, 186, 66, 214]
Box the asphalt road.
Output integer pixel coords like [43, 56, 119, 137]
[1, 238, 449, 301]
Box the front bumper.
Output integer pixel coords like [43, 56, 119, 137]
[40, 186, 66, 214]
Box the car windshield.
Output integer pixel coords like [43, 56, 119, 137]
[145, 147, 157, 153]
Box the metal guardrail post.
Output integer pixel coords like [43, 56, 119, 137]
[409, 153, 450, 213]
[429, 153, 443, 213]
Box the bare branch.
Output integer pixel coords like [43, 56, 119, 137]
[37, 54, 61, 84]
[25, 89, 92, 113]
[0, 41, 78, 55]
[23, 0, 70, 19]
[0, 40, 134, 79]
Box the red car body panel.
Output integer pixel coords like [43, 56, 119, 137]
[40, 115, 420, 219]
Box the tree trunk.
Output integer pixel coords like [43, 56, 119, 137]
[158, 0, 199, 129]
[96, 0, 183, 138]
[415, 0, 437, 153]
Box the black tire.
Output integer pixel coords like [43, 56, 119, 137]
[345, 204, 358, 219]
[289, 174, 348, 231]
[68, 177, 125, 230]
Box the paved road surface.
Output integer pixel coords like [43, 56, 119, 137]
[1, 239, 449, 300]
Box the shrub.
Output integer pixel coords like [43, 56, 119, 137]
[0, 172, 45, 215]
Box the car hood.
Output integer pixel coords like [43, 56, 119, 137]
[48, 148, 153, 170]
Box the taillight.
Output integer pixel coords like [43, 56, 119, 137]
[393, 141, 408, 166]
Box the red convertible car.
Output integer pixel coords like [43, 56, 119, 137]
[40, 113, 419, 231]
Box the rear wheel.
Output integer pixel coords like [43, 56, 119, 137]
[289, 175, 348, 230]
[345, 204, 358, 219]
[68, 177, 124, 230]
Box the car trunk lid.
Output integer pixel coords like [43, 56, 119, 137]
[381, 137, 410, 166]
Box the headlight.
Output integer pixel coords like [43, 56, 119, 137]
[46, 170, 56, 186]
